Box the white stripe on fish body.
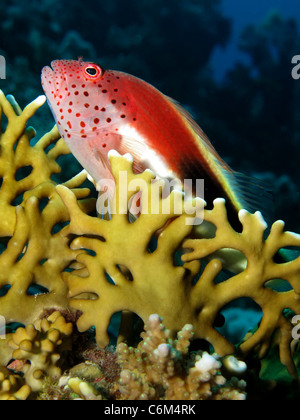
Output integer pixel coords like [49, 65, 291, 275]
[117, 123, 177, 180]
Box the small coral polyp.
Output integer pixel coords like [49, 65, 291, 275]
[0, 91, 300, 399]
[8, 311, 73, 392]
[0, 366, 31, 400]
[115, 314, 246, 400]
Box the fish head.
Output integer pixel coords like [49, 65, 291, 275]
[41, 59, 113, 140]
[41, 59, 135, 184]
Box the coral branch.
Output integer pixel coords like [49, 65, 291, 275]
[0, 92, 95, 365]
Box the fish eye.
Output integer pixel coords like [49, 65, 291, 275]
[83, 64, 102, 80]
[86, 67, 97, 76]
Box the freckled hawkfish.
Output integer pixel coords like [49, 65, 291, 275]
[41, 59, 270, 224]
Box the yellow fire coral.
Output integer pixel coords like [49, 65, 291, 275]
[182, 204, 300, 376]
[57, 153, 300, 377]
[57, 154, 202, 347]
[0, 91, 94, 365]
[0, 91, 68, 237]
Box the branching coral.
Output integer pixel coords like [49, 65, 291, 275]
[115, 314, 246, 400]
[0, 91, 95, 364]
[57, 153, 203, 347]
[0, 90, 68, 236]
[57, 153, 300, 378]
[8, 311, 73, 392]
[182, 203, 300, 377]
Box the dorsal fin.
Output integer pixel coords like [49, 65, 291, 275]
[165, 95, 232, 172]
[165, 95, 273, 223]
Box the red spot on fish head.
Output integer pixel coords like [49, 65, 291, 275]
[42, 60, 99, 141]
[41, 59, 137, 144]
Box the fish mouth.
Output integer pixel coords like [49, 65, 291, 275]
[50, 60, 62, 72]
[42, 59, 83, 78]
[42, 59, 85, 103]
[41, 59, 83, 92]
[41, 61, 69, 101]
[41, 65, 54, 84]
[41, 63, 56, 92]
[41, 61, 63, 84]
[49, 60, 68, 74]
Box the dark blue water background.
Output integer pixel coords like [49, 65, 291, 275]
[213, 0, 300, 80]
